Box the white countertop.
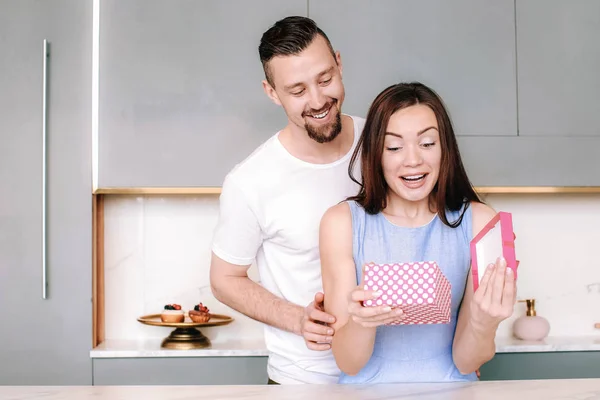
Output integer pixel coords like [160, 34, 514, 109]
[494, 335, 600, 353]
[90, 338, 269, 358]
[90, 335, 600, 358]
[3, 379, 600, 399]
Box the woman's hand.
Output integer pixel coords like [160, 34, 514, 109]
[470, 257, 517, 333]
[347, 285, 405, 328]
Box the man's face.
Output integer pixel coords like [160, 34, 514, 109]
[264, 35, 345, 143]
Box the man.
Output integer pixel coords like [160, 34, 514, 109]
[210, 16, 365, 385]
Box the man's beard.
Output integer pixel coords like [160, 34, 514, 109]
[304, 106, 342, 144]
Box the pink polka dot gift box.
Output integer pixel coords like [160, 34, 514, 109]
[361, 261, 451, 325]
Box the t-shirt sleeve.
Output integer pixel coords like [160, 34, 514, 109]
[211, 175, 263, 266]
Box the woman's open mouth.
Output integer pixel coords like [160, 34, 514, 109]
[400, 173, 428, 189]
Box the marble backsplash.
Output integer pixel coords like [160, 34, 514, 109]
[103, 194, 264, 343]
[102, 193, 600, 343]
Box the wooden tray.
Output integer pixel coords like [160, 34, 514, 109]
[137, 313, 234, 350]
[137, 313, 233, 328]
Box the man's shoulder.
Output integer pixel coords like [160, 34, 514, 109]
[221, 132, 287, 202]
[225, 133, 281, 180]
[348, 114, 366, 125]
[347, 114, 366, 131]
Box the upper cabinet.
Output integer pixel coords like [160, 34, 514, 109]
[516, 0, 600, 136]
[455, 136, 600, 186]
[98, 0, 307, 188]
[456, 0, 600, 186]
[309, 0, 518, 137]
[96, 0, 600, 188]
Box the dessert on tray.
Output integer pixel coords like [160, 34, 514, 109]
[160, 304, 184, 323]
[189, 302, 211, 323]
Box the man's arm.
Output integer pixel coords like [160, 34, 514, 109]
[210, 253, 303, 334]
[210, 253, 335, 350]
[210, 174, 335, 350]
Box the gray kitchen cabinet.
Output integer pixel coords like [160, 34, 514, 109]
[0, 0, 92, 385]
[309, 0, 518, 137]
[92, 357, 268, 385]
[456, 136, 600, 186]
[98, 0, 307, 188]
[94, 352, 600, 384]
[516, 0, 600, 136]
[480, 351, 600, 381]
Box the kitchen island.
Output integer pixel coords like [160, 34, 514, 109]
[3, 379, 600, 399]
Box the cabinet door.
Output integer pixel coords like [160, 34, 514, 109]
[456, 136, 600, 186]
[517, 0, 600, 136]
[480, 352, 600, 381]
[98, 0, 307, 188]
[0, 0, 92, 384]
[93, 357, 268, 385]
[309, 0, 517, 136]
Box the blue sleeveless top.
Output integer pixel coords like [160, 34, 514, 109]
[338, 200, 478, 384]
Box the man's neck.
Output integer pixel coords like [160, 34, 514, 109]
[278, 115, 354, 164]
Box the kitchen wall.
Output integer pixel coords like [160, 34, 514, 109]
[103, 194, 264, 343]
[103, 193, 600, 342]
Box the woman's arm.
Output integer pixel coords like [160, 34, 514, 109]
[320, 202, 403, 375]
[452, 201, 517, 375]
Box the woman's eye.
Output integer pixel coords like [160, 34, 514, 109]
[386, 147, 401, 151]
[422, 142, 436, 148]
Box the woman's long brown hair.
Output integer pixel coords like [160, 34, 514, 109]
[348, 82, 481, 228]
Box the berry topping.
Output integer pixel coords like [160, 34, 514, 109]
[193, 302, 209, 313]
[164, 304, 181, 310]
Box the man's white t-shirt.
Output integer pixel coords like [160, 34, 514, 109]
[211, 115, 365, 384]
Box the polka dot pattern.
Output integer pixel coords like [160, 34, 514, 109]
[362, 261, 452, 325]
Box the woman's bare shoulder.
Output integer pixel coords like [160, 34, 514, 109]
[469, 200, 498, 237]
[321, 200, 352, 226]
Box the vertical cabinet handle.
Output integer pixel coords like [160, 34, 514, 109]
[42, 39, 49, 299]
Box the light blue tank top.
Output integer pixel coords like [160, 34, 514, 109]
[338, 200, 478, 384]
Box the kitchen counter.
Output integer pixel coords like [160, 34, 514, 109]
[90, 338, 269, 358]
[3, 379, 600, 399]
[90, 335, 600, 358]
[494, 335, 600, 352]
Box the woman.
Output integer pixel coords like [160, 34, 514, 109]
[319, 82, 516, 384]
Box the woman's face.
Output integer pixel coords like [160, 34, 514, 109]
[381, 104, 442, 204]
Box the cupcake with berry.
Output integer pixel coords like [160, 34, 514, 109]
[160, 304, 184, 323]
[189, 302, 211, 323]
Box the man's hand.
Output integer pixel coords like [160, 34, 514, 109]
[300, 292, 336, 351]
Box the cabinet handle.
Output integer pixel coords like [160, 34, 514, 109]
[42, 39, 49, 299]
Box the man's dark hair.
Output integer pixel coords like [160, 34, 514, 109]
[258, 16, 336, 87]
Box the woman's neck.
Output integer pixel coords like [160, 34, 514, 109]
[382, 195, 437, 228]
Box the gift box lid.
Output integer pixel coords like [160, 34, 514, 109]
[470, 211, 518, 291]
